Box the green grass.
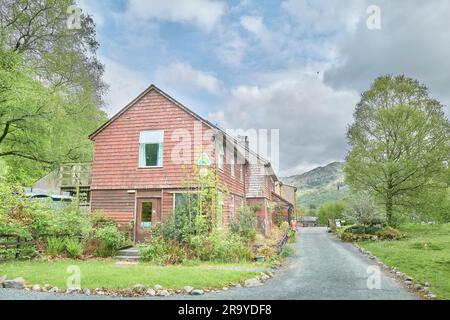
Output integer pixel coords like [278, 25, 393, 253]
[0, 259, 263, 290]
[358, 224, 450, 300]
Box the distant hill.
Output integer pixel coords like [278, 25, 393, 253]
[282, 162, 349, 209]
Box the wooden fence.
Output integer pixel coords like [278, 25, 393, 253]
[0, 234, 83, 260]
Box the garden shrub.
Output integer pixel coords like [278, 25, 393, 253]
[139, 236, 188, 265]
[52, 204, 92, 239]
[46, 237, 66, 257]
[230, 205, 258, 241]
[91, 225, 127, 257]
[280, 245, 294, 258]
[376, 227, 403, 240]
[64, 238, 83, 258]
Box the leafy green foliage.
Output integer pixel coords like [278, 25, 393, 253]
[317, 202, 346, 225]
[345, 75, 450, 225]
[343, 192, 381, 226]
[230, 205, 259, 241]
[91, 225, 127, 258]
[64, 238, 83, 258]
[46, 237, 66, 257]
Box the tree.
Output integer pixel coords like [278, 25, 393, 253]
[317, 202, 345, 225]
[343, 192, 379, 226]
[0, 0, 107, 184]
[0, 45, 106, 184]
[0, 0, 106, 103]
[345, 75, 450, 225]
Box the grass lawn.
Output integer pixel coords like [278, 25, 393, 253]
[0, 259, 264, 290]
[358, 224, 450, 300]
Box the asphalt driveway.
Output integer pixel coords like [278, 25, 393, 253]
[0, 227, 414, 300]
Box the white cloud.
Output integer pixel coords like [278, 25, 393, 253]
[324, 0, 450, 115]
[100, 57, 151, 116]
[155, 62, 222, 95]
[126, 0, 226, 32]
[209, 69, 360, 176]
[240, 15, 264, 36]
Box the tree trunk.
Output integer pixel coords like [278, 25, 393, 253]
[386, 195, 393, 226]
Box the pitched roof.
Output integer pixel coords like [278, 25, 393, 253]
[89, 84, 273, 169]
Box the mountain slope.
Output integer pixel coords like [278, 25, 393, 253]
[282, 162, 348, 209]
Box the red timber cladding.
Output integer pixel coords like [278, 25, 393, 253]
[90, 89, 247, 226]
[91, 90, 216, 191]
[91, 190, 134, 227]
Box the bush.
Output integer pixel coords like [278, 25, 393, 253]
[280, 245, 294, 258]
[139, 236, 188, 265]
[52, 204, 92, 239]
[91, 225, 127, 257]
[376, 227, 403, 240]
[64, 238, 83, 258]
[230, 205, 258, 241]
[46, 237, 66, 257]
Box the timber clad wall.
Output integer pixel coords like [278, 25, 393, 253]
[91, 190, 134, 226]
[89, 85, 292, 237]
[91, 90, 215, 190]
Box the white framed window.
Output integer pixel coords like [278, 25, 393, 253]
[216, 138, 224, 170]
[173, 192, 199, 211]
[229, 194, 235, 223]
[139, 130, 164, 167]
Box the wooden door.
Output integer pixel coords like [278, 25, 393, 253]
[135, 198, 160, 243]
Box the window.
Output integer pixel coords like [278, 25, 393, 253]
[229, 194, 235, 223]
[141, 202, 152, 228]
[173, 193, 199, 211]
[230, 152, 235, 177]
[139, 130, 164, 167]
[216, 138, 224, 170]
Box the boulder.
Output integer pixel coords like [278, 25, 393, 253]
[43, 284, 51, 292]
[183, 286, 194, 294]
[157, 290, 170, 296]
[244, 278, 263, 288]
[66, 287, 81, 294]
[146, 289, 156, 296]
[3, 277, 26, 290]
[191, 289, 204, 296]
[49, 287, 59, 293]
[31, 284, 42, 292]
[131, 284, 146, 294]
[260, 273, 270, 281]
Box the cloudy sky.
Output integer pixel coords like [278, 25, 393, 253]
[78, 0, 450, 176]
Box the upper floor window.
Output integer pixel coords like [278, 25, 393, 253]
[216, 138, 224, 170]
[139, 130, 164, 168]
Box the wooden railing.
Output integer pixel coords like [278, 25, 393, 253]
[0, 234, 83, 261]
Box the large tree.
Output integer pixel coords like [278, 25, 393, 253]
[345, 75, 450, 225]
[0, 0, 106, 102]
[0, 0, 107, 184]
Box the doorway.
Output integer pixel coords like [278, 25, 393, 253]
[135, 198, 160, 243]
